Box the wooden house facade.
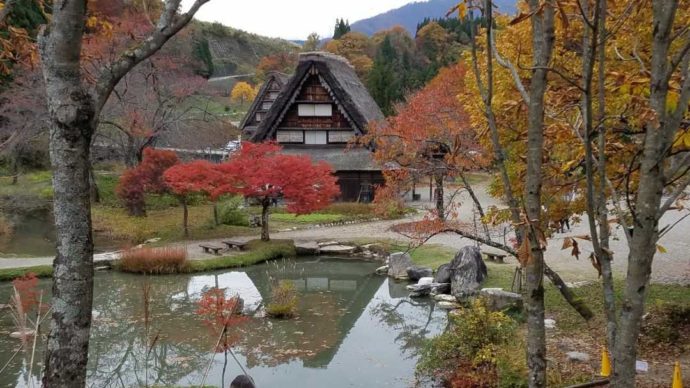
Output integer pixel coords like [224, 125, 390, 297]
[248, 52, 385, 202]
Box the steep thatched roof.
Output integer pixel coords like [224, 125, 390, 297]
[239, 71, 290, 132]
[280, 147, 381, 171]
[250, 52, 384, 142]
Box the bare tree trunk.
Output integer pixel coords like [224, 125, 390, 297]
[578, 0, 616, 348]
[612, 2, 690, 384]
[261, 200, 270, 241]
[38, 1, 210, 384]
[38, 2, 95, 386]
[213, 203, 219, 226]
[524, 2, 555, 386]
[10, 151, 18, 185]
[594, 0, 617, 353]
[182, 196, 189, 238]
[434, 171, 445, 220]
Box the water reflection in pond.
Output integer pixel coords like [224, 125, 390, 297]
[0, 258, 446, 387]
[0, 207, 122, 257]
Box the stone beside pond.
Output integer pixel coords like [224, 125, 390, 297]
[379, 245, 523, 314]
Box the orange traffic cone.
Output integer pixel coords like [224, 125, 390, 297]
[673, 361, 684, 388]
[600, 346, 611, 377]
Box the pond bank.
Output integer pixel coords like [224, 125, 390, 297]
[0, 238, 388, 281]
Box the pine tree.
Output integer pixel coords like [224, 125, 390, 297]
[333, 18, 351, 40]
[367, 36, 400, 116]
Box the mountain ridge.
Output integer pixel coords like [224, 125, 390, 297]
[350, 0, 517, 36]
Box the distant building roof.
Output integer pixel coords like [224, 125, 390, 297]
[239, 71, 291, 132]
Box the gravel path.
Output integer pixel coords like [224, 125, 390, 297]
[3, 181, 688, 285]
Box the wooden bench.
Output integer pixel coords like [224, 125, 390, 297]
[199, 244, 224, 255]
[483, 251, 507, 263]
[222, 240, 248, 251]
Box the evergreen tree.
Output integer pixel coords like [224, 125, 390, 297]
[367, 36, 401, 116]
[333, 18, 351, 40]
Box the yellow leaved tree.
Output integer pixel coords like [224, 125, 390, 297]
[230, 81, 257, 106]
[458, 0, 690, 386]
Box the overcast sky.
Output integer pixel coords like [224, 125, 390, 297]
[182, 0, 423, 40]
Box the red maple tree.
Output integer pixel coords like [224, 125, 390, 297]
[214, 142, 340, 241]
[163, 160, 221, 237]
[116, 147, 179, 216]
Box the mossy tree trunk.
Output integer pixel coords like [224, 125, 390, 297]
[261, 198, 270, 242]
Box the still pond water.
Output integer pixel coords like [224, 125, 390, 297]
[0, 258, 446, 387]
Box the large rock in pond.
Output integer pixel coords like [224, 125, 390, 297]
[406, 266, 433, 281]
[387, 252, 413, 279]
[449, 246, 487, 297]
[434, 263, 452, 284]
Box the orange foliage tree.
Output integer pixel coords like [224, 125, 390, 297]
[362, 63, 485, 220]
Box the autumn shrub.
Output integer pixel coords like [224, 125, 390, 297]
[372, 185, 408, 219]
[118, 246, 188, 274]
[217, 196, 249, 226]
[266, 280, 298, 319]
[417, 299, 516, 385]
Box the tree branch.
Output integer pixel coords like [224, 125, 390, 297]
[491, 33, 531, 105]
[93, 0, 211, 115]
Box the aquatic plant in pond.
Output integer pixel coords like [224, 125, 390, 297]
[1, 273, 50, 386]
[265, 280, 298, 319]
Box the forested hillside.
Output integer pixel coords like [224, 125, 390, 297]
[191, 21, 298, 78]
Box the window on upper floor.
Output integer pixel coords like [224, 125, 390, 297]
[298, 104, 332, 117]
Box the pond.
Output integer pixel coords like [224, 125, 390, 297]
[0, 209, 120, 257]
[0, 258, 447, 387]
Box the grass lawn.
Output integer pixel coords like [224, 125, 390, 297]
[186, 239, 296, 272]
[0, 265, 53, 282]
[92, 204, 254, 245]
[270, 213, 345, 224]
[0, 171, 54, 199]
